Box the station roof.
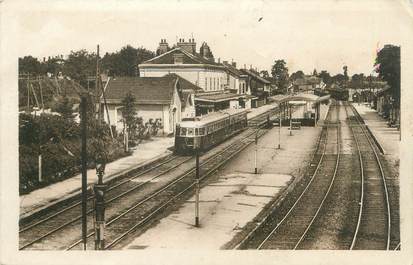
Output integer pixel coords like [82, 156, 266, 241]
[179, 108, 248, 127]
[268, 93, 330, 104]
[140, 47, 222, 67]
[195, 91, 245, 103]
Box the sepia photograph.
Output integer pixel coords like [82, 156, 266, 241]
[1, 0, 413, 264]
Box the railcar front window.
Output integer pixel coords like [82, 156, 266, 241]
[181, 127, 187, 136]
[188, 128, 194, 136]
[199, 128, 205, 135]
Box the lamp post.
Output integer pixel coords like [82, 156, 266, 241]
[194, 147, 200, 227]
[93, 151, 107, 250]
[278, 112, 281, 149]
[289, 103, 293, 136]
[254, 129, 259, 174]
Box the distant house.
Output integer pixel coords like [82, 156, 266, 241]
[293, 76, 324, 92]
[221, 61, 248, 95]
[240, 68, 271, 107]
[102, 74, 202, 134]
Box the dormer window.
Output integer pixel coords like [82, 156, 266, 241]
[173, 54, 184, 64]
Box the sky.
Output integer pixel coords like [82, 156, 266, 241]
[9, 0, 413, 76]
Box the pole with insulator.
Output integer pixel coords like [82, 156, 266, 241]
[80, 94, 88, 250]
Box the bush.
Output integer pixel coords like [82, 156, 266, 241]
[19, 112, 127, 194]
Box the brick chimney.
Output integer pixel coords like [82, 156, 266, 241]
[177, 38, 196, 54]
[157, 39, 169, 55]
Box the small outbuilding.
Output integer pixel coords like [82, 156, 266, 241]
[102, 74, 202, 135]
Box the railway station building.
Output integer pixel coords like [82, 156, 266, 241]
[269, 93, 330, 126]
[139, 38, 260, 115]
[139, 38, 228, 92]
[102, 74, 202, 135]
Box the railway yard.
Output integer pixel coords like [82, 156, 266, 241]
[18, 101, 400, 251]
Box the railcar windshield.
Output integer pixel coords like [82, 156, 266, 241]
[187, 128, 194, 136]
[180, 127, 187, 136]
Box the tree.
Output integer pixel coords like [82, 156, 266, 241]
[351, 73, 365, 88]
[290, 70, 305, 81]
[101, 45, 155, 77]
[271, 60, 289, 92]
[332, 74, 346, 86]
[121, 91, 138, 136]
[260, 70, 270, 78]
[318, 70, 332, 86]
[63, 49, 96, 87]
[343, 65, 349, 82]
[313, 69, 318, 76]
[19, 56, 42, 75]
[375, 44, 400, 107]
[43, 56, 64, 76]
[54, 96, 76, 122]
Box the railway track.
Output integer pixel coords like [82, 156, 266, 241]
[19, 107, 277, 250]
[345, 102, 393, 250]
[66, 126, 270, 250]
[19, 154, 192, 250]
[236, 102, 339, 249]
[239, 101, 399, 250]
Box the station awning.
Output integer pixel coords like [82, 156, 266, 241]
[195, 92, 245, 103]
[268, 93, 330, 104]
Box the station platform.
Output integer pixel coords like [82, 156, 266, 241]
[123, 114, 326, 249]
[352, 103, 400, 166]
[19, 137, 174, 218]
[19, 103, 291, 219]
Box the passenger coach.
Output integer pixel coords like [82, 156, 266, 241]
[175, 109, 248, 154]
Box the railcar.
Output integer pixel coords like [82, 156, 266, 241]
[328, 88, 349, 101]
[175, 109, 248, 154]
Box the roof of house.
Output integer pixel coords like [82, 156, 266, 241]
[103, 74, 202, 105]
[222, 63, 245, 77]
[240, 69, 271, 84]
[140, 47, 222, 67]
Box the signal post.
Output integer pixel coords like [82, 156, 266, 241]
[93, 153, 107, 250]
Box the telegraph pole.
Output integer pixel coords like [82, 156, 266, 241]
[278, 113, 281, 149]
[254, 131, 258, 174]
[195, 150, 200, 227]
[289, 103, 293, 136]
[80, 94, 88, 250]
[96, 44, 101, 125]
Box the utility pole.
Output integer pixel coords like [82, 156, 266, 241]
[195, 149, 200, 227]
[96, 44, 101, 125]
[254, 131, 258, 174]
[80, 94, 88, 250]
[289, 103, 293, 136]
[278, 113, 281, 149]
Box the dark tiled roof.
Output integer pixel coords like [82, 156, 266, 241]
[173, 74, 203, 93]
[240, 69, 271, 84]
[104, 74, 203, 104]
[222, 63, 244, 77]
[104, 76, 176, 104]
[141, 48, 221, 66]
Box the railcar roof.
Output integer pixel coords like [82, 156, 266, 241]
[179, 108, 248, 127]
